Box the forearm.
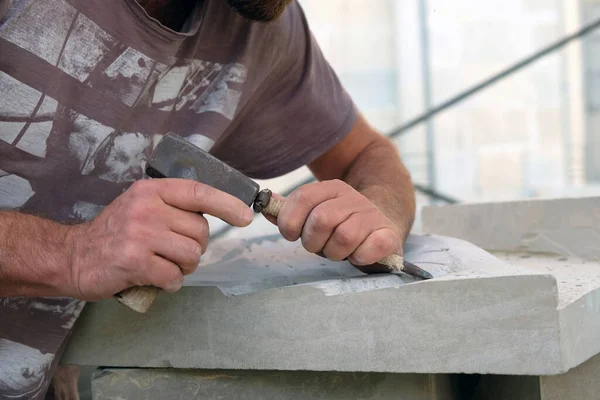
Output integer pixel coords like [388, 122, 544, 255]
[341, 138, 416, 241]
[0, 211, 73, 298]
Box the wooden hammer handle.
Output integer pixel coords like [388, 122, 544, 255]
[261, 197, 406, 273]
[114, 286, 159, 313]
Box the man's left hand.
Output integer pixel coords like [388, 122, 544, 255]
[267, 179, 402, 267]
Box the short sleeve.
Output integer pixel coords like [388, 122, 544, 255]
[211, 2, 358, 180]
[0, 1, 11, 22]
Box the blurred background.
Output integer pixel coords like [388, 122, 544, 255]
[211, 0, 600, 240]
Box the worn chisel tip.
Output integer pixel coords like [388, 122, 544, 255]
[402, 260, 434, 280]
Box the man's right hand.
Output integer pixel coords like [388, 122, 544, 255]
[64, 179, 253, 301]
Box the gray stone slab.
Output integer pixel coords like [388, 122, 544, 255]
[421, 197, 600, 374]
[468, 352, 600, 400]
[63, 234, 568, 375]
[540, 351, 600, 400]
[470, 375, 540, 400]
[421, 196, 600, 259]
[91, 369, 459, 400]
[63, 197, 600, 376]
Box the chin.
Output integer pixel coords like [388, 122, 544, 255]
[227, 0, 293, 22]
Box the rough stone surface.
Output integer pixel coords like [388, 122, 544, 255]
[91, 369, 459, 400]
[62, 234, 566, 375]
[422, 196, 600, 373]
[421, 196, 600, 260]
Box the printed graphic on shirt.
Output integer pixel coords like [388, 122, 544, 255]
[0, 297, 85, 399]
[0, 2, 249, 397]
[152, 61, 247, 120]
[0, 339, 55, 399]
[0, 0, 248, 222]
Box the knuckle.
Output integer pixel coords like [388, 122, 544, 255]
[184, 241, 203, 263]
[121, 219, 143, 241]
[348, 253, 366, 266]
[301, 232, 321, 253]
[128, 202, 152, 221]
[372, 230, 399, 254]
[322, 244, 347, 261]
[165, 267, 183, 283]
[291, 187, 310, 206]
[185, 263, 200, 275]
[330, 179, 346, 188]
[129, 179, 152, 196]
[189, 181, 208, 202]
[162, 271, 184, 293]
[120, 241, 142, 266]
[309, 209, 334, 232]
[173, 236, 202, 273]
[197, 217, 210, 240]
[328, 179, 350, 192]
[280, 218, 301, 240]
[333, 226, 359, 247]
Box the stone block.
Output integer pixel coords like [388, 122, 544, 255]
[539, 351, 600, 400]
[63, 197, 600, 381]
[468, 352, 600, 400]
[91, 369, 459, 400]
[421, 196, 600, 259]
[64, 234, 565, 375]
[470, 375, 540, 400]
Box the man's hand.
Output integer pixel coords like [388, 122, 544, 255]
[265, 114, 415, 270]
[270, 179, 402, 267]
[65, 179, 253, 301]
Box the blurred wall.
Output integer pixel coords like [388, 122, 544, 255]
[299, 0, 588, 202]
[582, 0, 600, 182]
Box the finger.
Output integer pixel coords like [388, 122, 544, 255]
[350, 228, 400, 266]
[153, 179, 253, 227]
[165, 208, 210, 255]
[278, 180, 348, 241]
[321, 213, 375, 261]
[300, 196, 365, 254]
[146, 255, 184, 293]
[152, 232, 202, 275]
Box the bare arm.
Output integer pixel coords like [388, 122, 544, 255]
[309, 114, 416, 242]
[0, 179, 253, 300]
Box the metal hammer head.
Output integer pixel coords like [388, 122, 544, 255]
[146, 134, 260, 208]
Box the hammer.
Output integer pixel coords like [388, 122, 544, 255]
[114, 134, 433, 313]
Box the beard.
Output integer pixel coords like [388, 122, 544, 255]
[227, 0, 293, 22]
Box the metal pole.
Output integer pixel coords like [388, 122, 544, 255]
[418, 0, 436, 192]
[557, 0, 571, 187]
[387, 16, 600, 139]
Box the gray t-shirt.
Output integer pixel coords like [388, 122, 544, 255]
[0, 0, 357, 398]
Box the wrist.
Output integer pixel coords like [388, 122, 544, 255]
[28, 218, 79, 298]
[59, 223, 85, 299]
[358, 185, 414, 243]
[0, 212, 81, 298]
